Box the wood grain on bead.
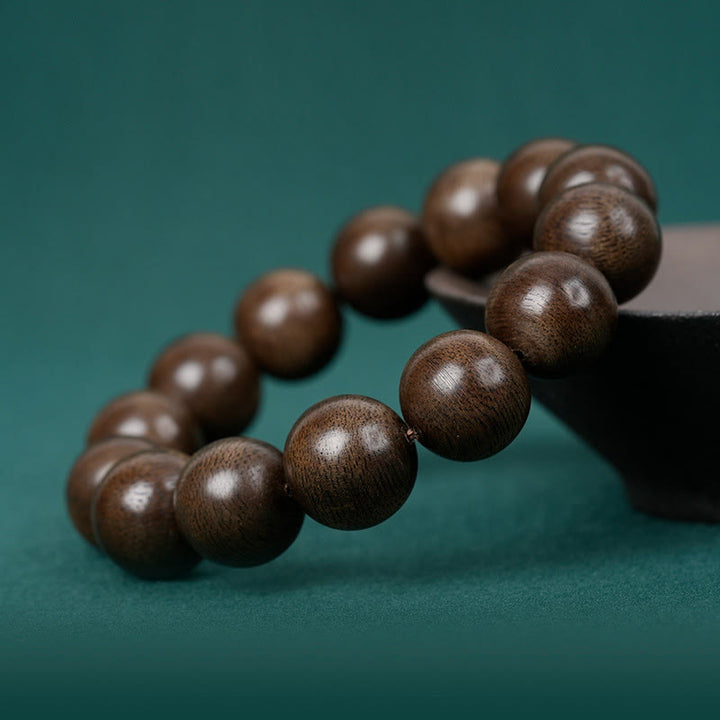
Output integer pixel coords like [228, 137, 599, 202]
[485, 252, 618, 378]
[399, 330, 530, 461]
[284, 395, 417, 530]
[66, 437, 155, 547]
[175, 438, 304, 567]
[496, 137, 576, 246]
[538, 144, 658, 211]
[421, 158, 521, 276]
[234, 269, 342, 379]
[331, 206, 436, 319]
[534, 183, 662, 303]
[86, 390, 203, 453]
[149, 332, 260, 441]
[91, 449, 200, 580]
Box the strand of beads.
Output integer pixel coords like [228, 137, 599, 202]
[66, 138, 660, 580]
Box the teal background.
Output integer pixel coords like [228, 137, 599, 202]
[2, 0, 720, 715]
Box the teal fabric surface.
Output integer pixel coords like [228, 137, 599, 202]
[2, 1, 720, 715]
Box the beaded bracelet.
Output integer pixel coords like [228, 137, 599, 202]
[66, 139, 662, 580]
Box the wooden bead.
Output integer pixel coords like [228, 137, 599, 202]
[538, 144, 658, 212]
[175, 438, 304, 567]
[497, 137, 576, 246]
[485, 252, 618, 378]
[284, 395, 417, 530]
[331, 206, 436, 319]
[399, 330, 530, 461]
[234, 269, 342, 379]
[87, 390, 203, 453]
[421, 158, 521, 276]
[66, 437, 154, 547]
[92, 449, 200, 579]
[534, 183, 662, 303]
[149, 333, 260, 441]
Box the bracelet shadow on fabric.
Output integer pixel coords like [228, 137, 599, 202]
[428, 223, 720, 523]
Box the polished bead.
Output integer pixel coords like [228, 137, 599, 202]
[234, 269, 342, 379]
[92, 449, 200, 580]
[87, 390, 203, 453]
[485, 252, 618, 378]
[175, 438, 304, 567]
[534, 183, 662, 303]
[399, 330, 530, 461]
[331, 206, 436, 319]
[66, 437, 155, 547]
[538, 144, 658, 211]
[421, 158, 520, 276]
[149, 332, 260, 441]
[284, 395, 417, 530]
[497, 137, 576, 246]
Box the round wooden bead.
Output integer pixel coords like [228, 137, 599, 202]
[66, 437, 155, 547]
[284, 395, 417, 530]
[496, 137, 576, 245]
[538, 144, 658, 211]
[234, 269, 342, 379]
[485, 252, 618, 378]
[149, 333, 260, 441]
[533, 182, 662, 303]
[331, 206, 436, 319]
[92, 449, 200, 580]
[175, 438, 304, 567]
[399, 330, 530, 461]
[421, 158, 521, 276]
[86, 390, 203, 453]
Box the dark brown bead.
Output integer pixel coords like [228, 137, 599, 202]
[399, 330, 530, 461]
[331, 206, 436, 319]
[92, 449, 200, 580]
[66, 437, 155, 547]
[485, 252, 618, 378]
[234, 269, 342, 379]
[497, 138, 576, 246]
[538, 144, 658, 212]
[284, 395, 417, 530]
[534, 183, 662, 303]
[149, 333, 260, 441]
[175, 438, 304, 567]
[87, 390, 203, 453]
[421, 158, 520, 276]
